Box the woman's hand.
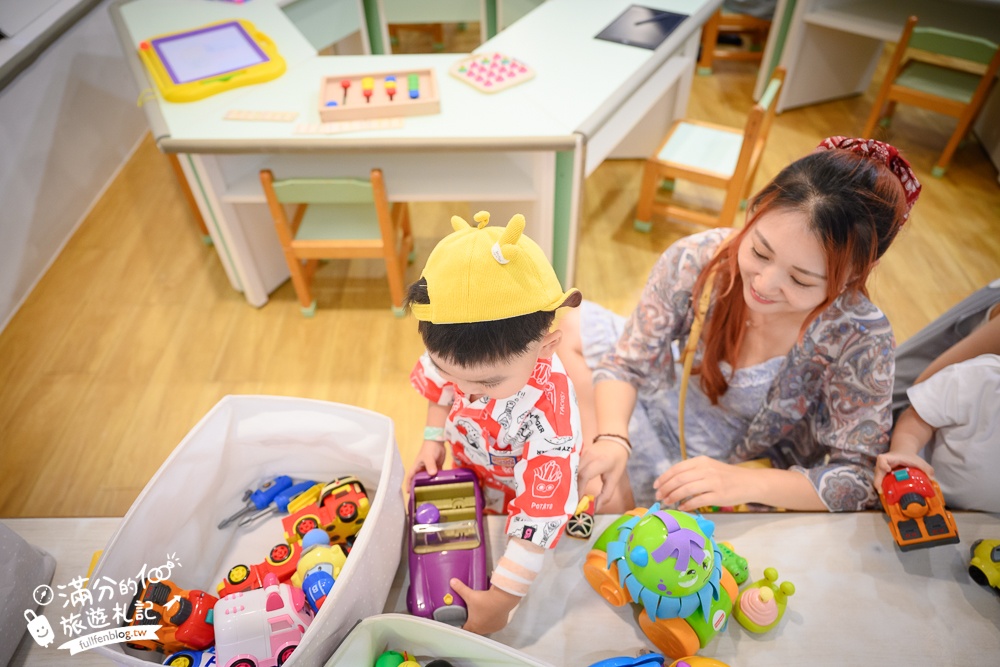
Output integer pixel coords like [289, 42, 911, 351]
[653, 456, 756, 511]
[874, 452, 934, 490]
[578, 440, 629, 512]
[450, 580, 520, 635]
[405, 439, 447, 489]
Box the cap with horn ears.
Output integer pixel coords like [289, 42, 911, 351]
[410, 210, 581, 324]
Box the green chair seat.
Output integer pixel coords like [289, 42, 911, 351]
[658, 122, 744, 178]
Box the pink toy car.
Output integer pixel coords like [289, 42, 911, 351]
[213, 573, 313, 667]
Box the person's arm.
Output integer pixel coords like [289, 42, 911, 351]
[654, 456, 828, 510]
[407, 353, 456, 485]
[449, 537, 540, 635]
[407, 401, 451, 486]
[874, 406, 935, 489]
[585, 230, 729, 507]
[578, 379, 637, 509]
[913, 314, 1000, 383]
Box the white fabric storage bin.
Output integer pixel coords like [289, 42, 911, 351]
[324, 614, 554, 666]
[90, 395, 405, 667]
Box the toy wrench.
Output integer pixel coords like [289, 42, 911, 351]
[238, 480, 319, 527]
[218, 475, 293, 529]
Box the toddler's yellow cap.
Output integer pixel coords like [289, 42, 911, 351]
[411, 211, 580, 324]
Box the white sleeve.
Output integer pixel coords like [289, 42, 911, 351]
[906, 354, 1000, 429]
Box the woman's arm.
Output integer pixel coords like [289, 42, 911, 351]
[578, 379, 637, 508]
[654, 457, 827, 511]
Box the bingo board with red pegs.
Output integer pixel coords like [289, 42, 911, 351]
[318, 69, 440, 122]
[448, 52, 535, 93]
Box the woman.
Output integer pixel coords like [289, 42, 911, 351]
[563, 136, 921, 513]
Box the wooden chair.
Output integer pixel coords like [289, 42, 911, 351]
[259, 169, 414, 317]
[862, 16, 1000, 178]
[697, 9, 773, 75]
[634, 67, 785, 232]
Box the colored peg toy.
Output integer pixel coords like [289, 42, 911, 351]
[340, 78, 350, 104]
[362, 76, 374, 103]
[385, 75, 396, 101]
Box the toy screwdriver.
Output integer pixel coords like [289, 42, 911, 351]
[238, 480, 319, 527]
[218, 475, 293, 528]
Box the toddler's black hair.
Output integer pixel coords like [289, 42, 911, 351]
[405, 278, 556, 367]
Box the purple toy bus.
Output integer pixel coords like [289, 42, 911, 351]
[406, 468, 489, 626]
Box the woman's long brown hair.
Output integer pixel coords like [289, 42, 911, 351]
[690, 150, 909, 404]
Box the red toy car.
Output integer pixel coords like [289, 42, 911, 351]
[282, 475, 370, 547]
[217, 540, 304, 598]
[880, 466, 959, 551]
[125, 580, 217, 654]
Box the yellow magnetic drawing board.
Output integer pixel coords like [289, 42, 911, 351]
[138, 20, 285, 103]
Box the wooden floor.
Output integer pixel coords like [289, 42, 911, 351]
[1, 56, 998, 518]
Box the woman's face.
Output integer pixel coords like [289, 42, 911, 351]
[737, 208, 829, 319]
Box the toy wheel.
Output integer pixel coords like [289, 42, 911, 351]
[168, 597, 192, 626]
[582, 550, 628, 607]
[638, 614, 700, 660]
[337, 501, 359, 523]
[277, 645, 297, 665]
[970, 565, 988, 587]
[295, 516, 320, 537]
[165, 656, 194, 667]
[268, 543, 293, 565]
[227, 564, 250, 585]
[566, 511, 594, 539]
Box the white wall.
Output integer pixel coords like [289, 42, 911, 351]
[0, 0, 146, 332]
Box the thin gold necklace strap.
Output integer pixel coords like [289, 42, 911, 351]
[678, 271, 716, 462]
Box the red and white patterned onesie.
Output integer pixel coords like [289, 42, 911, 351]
[410, 352, 582, 549]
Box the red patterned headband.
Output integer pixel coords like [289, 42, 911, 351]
[815, 136, 922, 220]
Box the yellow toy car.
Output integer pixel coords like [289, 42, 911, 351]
[969, 539, 1000, 592]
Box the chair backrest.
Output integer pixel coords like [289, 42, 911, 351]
[890, 16, 1000, 114]
[259, 168, 393, 247]
[267, 177, 375, 205]
[734, 66, 785, 176]
[908, 25, 998, 67]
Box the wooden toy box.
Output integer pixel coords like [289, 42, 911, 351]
[319, 69, 440, 122]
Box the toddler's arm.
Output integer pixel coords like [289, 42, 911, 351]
[450, 537, 542, 635]
[874, 407, 935, 489]
[406, 402, 450, 487]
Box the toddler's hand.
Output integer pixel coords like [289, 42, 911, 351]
[405, 439, 447, 489]
[874, 452, 935, 490]
[578, 440, 629, 512]
[450, 580, 519, 635]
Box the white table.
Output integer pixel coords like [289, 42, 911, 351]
[11, 510, 998, 666]
[755, 0, 1000, 180]
[110, 0, 719, 305]
[384, 512, 1000, 665]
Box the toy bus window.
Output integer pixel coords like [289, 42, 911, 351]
[153, 22, 267, 84]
